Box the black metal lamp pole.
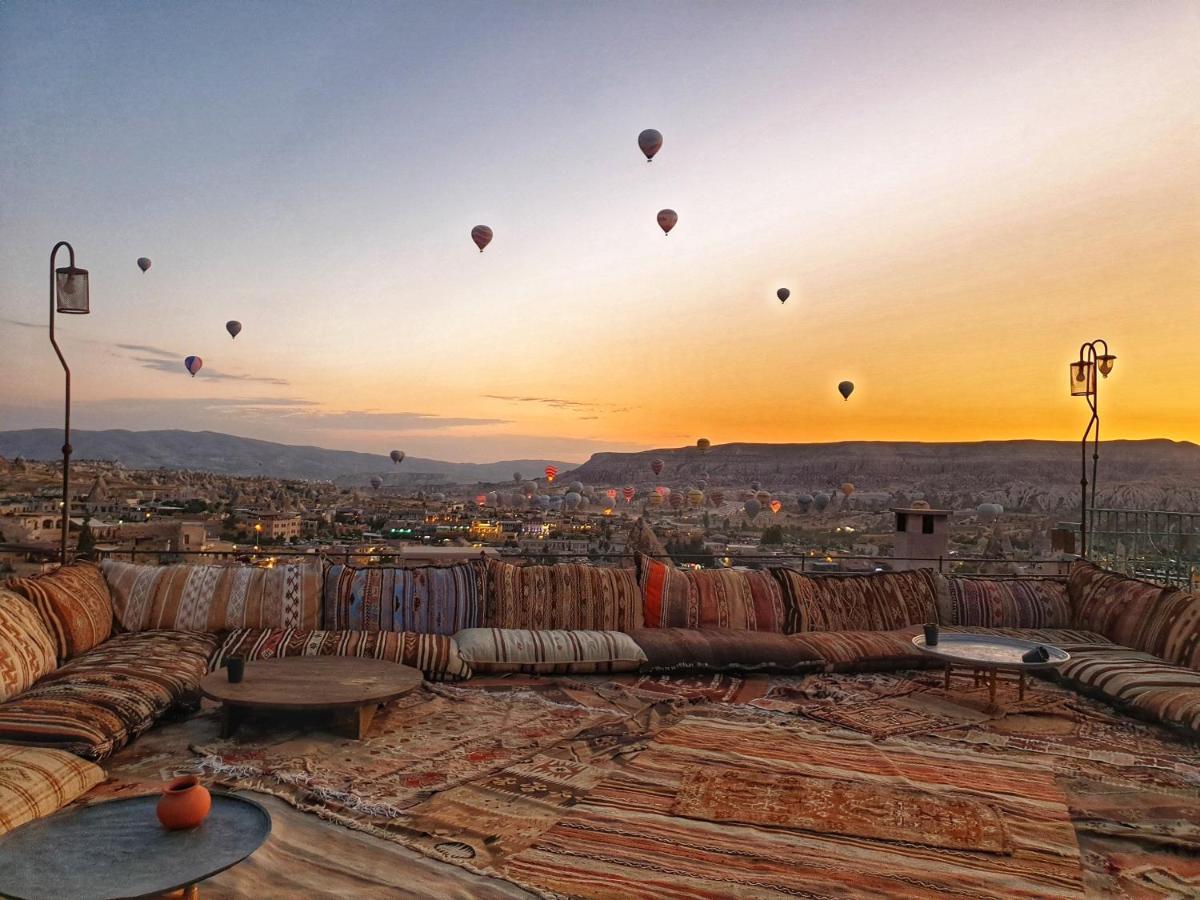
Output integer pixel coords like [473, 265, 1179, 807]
[1070, 339, 1116, 558]
[49, 241, 90, 564]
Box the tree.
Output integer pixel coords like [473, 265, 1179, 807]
[761, 525, 784, 546]
[76, 522, 97, 560]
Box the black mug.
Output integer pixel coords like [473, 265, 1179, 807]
[226, 656, 245, 683]
[1022, 645, 1050, 664]
[923, 623, 939, 646]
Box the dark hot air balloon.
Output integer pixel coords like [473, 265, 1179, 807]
[638, 129, 663, 162]
[137, 257, 151, 273]
[184, 356, 202, 377]
[651, 458, 664, 476]
[744, 498, 761, 519]
[225, 321, 242, 339]
[657, 209, 678, 235]
[777, 288, 790, 304]
[390, 450, 405, 465]
[471, 225, 493, 252]
[696, 438, 710, 452]
[369, 476, 383, 490]
[838, 381, 855, 400]
[709, 490, 725, 506]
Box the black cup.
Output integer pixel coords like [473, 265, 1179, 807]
[226, 656, 245, 683]
[1022, 645, 1050, 664]
[923, 623, 939, 646]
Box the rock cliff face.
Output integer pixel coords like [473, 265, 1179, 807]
[566, 440, 1200, 513]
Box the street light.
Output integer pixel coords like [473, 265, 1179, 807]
[254, 522, 263, 548]
[49, 242, 90, 564]
[1070, 339, 1116, 558]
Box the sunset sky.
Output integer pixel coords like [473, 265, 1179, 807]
[1, 1, 1197, 463]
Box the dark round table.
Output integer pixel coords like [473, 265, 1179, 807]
[0, 792, 271, 899]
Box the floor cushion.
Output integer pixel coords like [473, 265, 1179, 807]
[1067, 560, 1177, 653]
[454, 628, 646, 675]
[629, 628, 826, 673]
[100, 559, 323, 634]
[0, 630, 217, 761]
[322, 562, 482, 636]
[936, 576, 1072, 629]
[0, 744, 104, 835]
[636, 555, 789, 632]
[484, 558, 642, 632]
[772, 568, 939, 633]
[6, 561, 113, 661]
[0, 589, 58, 703]
[210, 628, 471, 682]
[787, 626, 942, 673]
[1052, 644, 1200, 735]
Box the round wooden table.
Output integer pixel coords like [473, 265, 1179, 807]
[200, 657, 423, 739]
[912, 633, 1070, 710]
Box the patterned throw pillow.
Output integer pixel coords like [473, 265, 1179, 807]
[771, 568, 939, 633]
[0, 744, 104, 835]
[484, 558, 642, 632]
[636, 555, 789, 632]
[323, 562, 482, 636]
[1154, 590, 1200, 671]
[7, 561, 113, 660]
[1067, 560, 1177, 653]
[939, 577, 1072, 629]
[0, 588, 58, 701]
[211, 627, 471, 681]
[100, 559, 322, 633]
[454, 628, 646, 674]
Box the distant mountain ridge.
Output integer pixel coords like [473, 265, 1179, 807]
[0, 429, 572, 484]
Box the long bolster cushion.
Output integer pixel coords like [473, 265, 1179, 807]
[787, 626, 943, 673]
[484, 558, 643, 632]
[635, 554, 789, 632]
[0, 744, 105, 835]
[454, 628, 646, 675]
[210, 628, 471, 682]
[771, 568, 940, 634]
[935, 576, 1073, 629]
[0, 630, 217, 761]
[322, 562, 483, 636]
[628, 628, 826, 673]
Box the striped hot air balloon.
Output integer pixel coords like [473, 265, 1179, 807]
[622, 486, 635, 503]
[545, 465, 558, 483]
[687, 488, 704, 508]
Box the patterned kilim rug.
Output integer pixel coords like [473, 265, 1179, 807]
[502, 715, 1086, 898]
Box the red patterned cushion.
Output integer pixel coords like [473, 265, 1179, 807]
[629, 628, 826, 673]
[1068, 561, 1176, 653]
[484, 558, 642, 632]
[7, 562, 113, 660]
[788, 627, 941, 673]
[0, 630, 217, 760]
[772, 568, 939, 633]
[210, 628, 471, 681]
[0, 588, 58, 702]
[636, 556, 789, 632]
[940, 577, 1072, 629]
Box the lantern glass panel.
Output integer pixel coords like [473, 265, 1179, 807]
[55, 267, 90, 314]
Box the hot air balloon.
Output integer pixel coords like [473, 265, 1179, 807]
[651, 458, 664, 476]
[369, 476, 383, 490]
[709, 490, 725, 506]
[750, 480, 761, 492]
[568, 481, 584, 495]
[838, 381, 855, 401]
[657, 209, 678, 235]
[744, 498, 761, 519]
[840, 482, 855, 498]
[137, 257, 151, 273]
[977, 502, 1004, 521]
[655, 486, 669, 497]
[777, 288, 790, 304]
[225, 320, 242, 339]
[622, 486, 635, 503]
[513, 472, 522, 483]
[544, 465, 558, 483]
[390, 450, 405, 465]
[669, 491, 684, 510]
[606, 488, 617, 500]
[638, 128, 663, 162]
[475, 494, 487, 507]
[687, 488, 704, 508]
[797, 493, 814, 511]
[184, 356, 202, 377]
[648, 492, 663, 508]
[769, 499, 782, 514]
[756, 490, 770, 505]
[564, 492, 582, 510]
[471, 225, 493, 253]
[521, 481, 537, 497]
[814, 492, 830, 512]
[696, 438, 710, 452]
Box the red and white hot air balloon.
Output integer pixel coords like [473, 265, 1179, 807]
[622, 486, 635, 503]
[544, 465, 558, 483]
[471, 225, 493, 253]
[606, 488, 617, 500]
[657, 209, 678, 235]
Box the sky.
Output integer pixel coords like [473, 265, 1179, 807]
[1, 0, 1197, 463]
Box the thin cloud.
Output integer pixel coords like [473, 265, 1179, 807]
[129, 355, 290, 385]
[484, 394, 632, 413]
[294, 410, 511, 431]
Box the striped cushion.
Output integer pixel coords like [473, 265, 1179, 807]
[211, 628, 471, 682]
[0, 744, 104, 835]
[0, 589, 57, 702]
[322, 563, 482, 636]
[788, 626, 942, 673]
[0, 630, 217, 760]
[772, 568, 940, 633]
[948, 625, 1113, 651]
[938, 577, 1072, 629]
[629, 628, 826, 673]
[1053, 644, 1200, 735]
[485, 558, 643, 632]
[7, 562, 113, 660]
[1141, 589, 1200, 671]
[636, 555, 789, 632]
[100, 559, 322, 633]
[454, 628, 646, 674]
[1067, 560, 1176, 652]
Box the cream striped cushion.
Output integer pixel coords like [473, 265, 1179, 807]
[0, 590, 58, 702]
[454, 628, 647, 674]
[0, 744, 104, 835]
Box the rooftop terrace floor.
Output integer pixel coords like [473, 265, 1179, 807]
[91, 669, 1200, 898]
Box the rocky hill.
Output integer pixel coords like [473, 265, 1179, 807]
[565, 440, 1200, 513]
[0, 429, 571, 485]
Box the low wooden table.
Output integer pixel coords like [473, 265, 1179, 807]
[912, 633, 1070, 711]
[0, 792, 270, 900]
[200, 657, 423, 739]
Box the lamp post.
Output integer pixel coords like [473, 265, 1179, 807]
[1070, 339, 1116, 558]
[49, 242, 90, 564]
